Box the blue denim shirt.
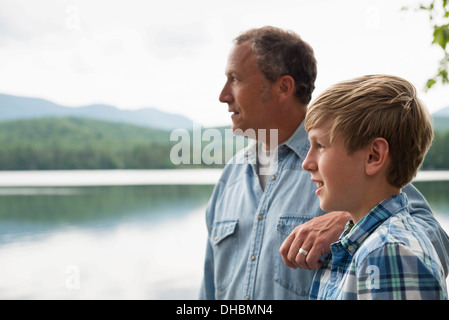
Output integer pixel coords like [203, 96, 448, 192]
[199, 122, 449, 300]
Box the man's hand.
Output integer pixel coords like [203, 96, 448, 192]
[279, 211, 351, 270]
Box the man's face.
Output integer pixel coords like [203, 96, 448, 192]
[219, 42, 275, 135]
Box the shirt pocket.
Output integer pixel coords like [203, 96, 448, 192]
[211, 219, 239, 291]
[274, 215, 317, 298]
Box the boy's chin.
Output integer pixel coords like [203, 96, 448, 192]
[319, 200, 336, 213]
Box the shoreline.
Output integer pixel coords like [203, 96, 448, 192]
[0, 169, 447, 187]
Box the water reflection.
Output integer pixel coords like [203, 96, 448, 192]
[0, 185, 213, 299]
[0, 182, 447, 299]
[0, 185, 214, 243]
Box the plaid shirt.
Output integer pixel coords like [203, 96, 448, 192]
[310, 193, 448, 300]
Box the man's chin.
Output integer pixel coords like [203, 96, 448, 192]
[231, 125, 257, 140]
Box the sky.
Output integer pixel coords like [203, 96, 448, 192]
[0, 0, 448, 128]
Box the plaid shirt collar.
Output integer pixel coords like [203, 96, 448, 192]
[330, 193, 408, 267]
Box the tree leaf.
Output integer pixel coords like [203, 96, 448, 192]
[426, 78, 437, 89]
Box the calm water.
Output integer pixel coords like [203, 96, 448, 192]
[0, 184, 214, 299]
[0, 180, 448, 299]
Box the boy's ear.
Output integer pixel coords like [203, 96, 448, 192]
[365, 137, 390, 176]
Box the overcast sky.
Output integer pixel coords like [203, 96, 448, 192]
[0, 0, 447, 127]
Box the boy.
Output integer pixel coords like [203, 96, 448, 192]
[302, 74, 448, 299]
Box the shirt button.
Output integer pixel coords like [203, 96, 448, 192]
[258, 215, 263, 221]
[251, 255, 256, 261]
[271, 175, 276, 181]
[245, 296, 250, 300]
[348, 245, 354, 252]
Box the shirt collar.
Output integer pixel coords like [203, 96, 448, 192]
[283, 121, 310, 161]
[243, 121, 310, 163]
[333, 193, 408, 258]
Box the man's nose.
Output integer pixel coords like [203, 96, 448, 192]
[219, 83, 232, 103]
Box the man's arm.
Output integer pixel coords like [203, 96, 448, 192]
[403, 183, 449, 278]
[280, 184, 449, 274]
[279, 210, 350, 270]
[199, 239, 215, 299]
[199, 181, 221, 300]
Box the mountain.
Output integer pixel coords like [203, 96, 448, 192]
[0, 93, 195, 131]
[0, 117, 230, 170]
[433, 106, 449, 133]
[434, 106, 449, 118]
[0, 117, 176, 170]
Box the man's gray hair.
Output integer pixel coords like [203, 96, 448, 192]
[235, 26, 317, 105]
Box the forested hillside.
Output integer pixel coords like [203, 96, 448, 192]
[422, 110, 449, 170]
[0, 118, 176, 170]
[423, 130, 449, 170]
[0, 115, 447, 170]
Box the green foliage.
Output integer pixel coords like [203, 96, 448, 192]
[0, 118, 177, 170]
[422, 129, 449, 169]
[433, 116, 449, 132]
[0, 116, 446, 171]
[417, 0, 449, 90]
[421, 114, 449, 169]
[0, 118, 240, 170]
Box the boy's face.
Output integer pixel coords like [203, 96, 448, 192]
[303, 120, 368, 215]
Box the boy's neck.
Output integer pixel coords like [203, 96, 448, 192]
[350, 186, 401, 224]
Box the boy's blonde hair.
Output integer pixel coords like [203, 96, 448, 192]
[305, 74, 433, 188]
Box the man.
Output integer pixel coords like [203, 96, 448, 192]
[199, 26, 449, 300]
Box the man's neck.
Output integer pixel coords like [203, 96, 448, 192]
[260, 112, 305, 150]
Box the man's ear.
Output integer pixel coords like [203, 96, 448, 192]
[365, 137, 390, 176]
[277, 75, 295, 102]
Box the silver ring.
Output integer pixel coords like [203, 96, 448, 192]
[298, 248, 308, 256]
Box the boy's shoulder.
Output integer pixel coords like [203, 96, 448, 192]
[351, 208, 447, 299]
[354, 208, 438, 268]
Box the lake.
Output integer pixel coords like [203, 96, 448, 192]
[0, 170, 448, 299]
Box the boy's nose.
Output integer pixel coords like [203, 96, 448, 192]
[302, 151, 317, 172]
